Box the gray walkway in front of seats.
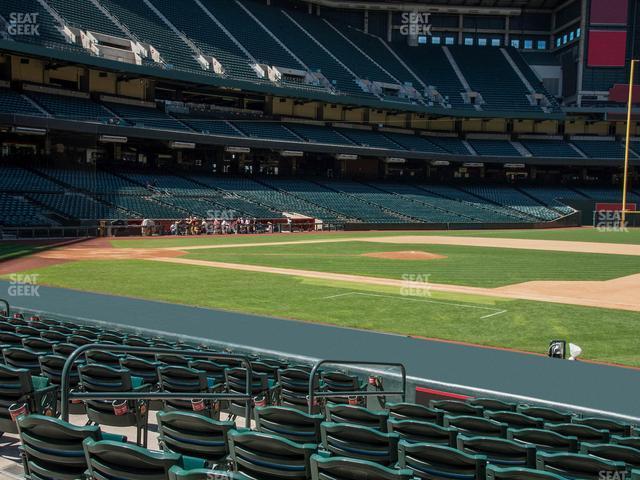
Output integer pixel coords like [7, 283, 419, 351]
[1, 280, 638, 419]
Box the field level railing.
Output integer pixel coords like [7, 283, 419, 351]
[61, 344, 254, 426]
[308, 360, 406, 414]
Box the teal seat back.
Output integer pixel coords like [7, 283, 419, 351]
[157, 410, 235, 463]
[321, 421, 400, 466]
[386, 402, 444, 424]
[228, 430, 315, 479]
[536, 452, 626, 479]
[310, 453, 416, 479]
[326, 403, 389, 432]
[388, 418, 457, 446]
[398, 440, 486, 480]
[457, 434, 536, 468]
[507, 428, 579, 453]
[255, 406, 323, 444]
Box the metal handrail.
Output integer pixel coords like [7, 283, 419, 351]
[0, 299, 9, 317]
[60, 344, 254, 427]
[308, 360, 406, 414]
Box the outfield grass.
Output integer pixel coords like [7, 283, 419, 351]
[12, 259, 640, 367]
[110, 227, 640, 249]
[184, 241, 640, 287]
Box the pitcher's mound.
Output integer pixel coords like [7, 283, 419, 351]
[362, 250, 447, 260]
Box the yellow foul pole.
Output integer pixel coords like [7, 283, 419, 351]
[622, 59, 636, 227]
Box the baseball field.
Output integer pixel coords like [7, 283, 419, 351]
[2, 227, 640, 367]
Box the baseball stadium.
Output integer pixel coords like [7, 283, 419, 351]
[0, 0, 639, 478]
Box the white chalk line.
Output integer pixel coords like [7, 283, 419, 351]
[320, 292, 507, 319]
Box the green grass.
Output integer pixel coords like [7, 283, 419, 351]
[13, 259, 640, 367]
[110, 227, 640, 249]
[184, 241, 640, 287]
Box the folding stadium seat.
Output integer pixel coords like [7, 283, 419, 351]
[320, 421, 400, 466]
[387, 418, 458, 446]
[188, 360, 226, 388]
[120, 355, 162, 386]
[52, 342, 78, 357]
[485, 411, 546, 429]
[21, 337, 56, 354]
[612, 436, 640, 450]
[41, 330, 68, 342]
[0, 364, 58, 434]
[39, 353, 85, 415]
[486, 464, 571, 480]
[0, 331, 28, 348]
[545, 423, 610, 443]
[398, 440, 487, 479]
[456, 435, 536, 468]
[536, 451, 626, 479]
[158, 366, 219, 418]
[517, 406, 574, 424]
[17, 414, 127, 480]
[278, 366, 320, 412]
[507, 428, 579, 453]
[0, 321, 16, 332]
[386, 402, 445, 424]
[157, 353, 193, 367]
[49, 325, 74, 336]
[16, 325, 44, 337]
[168, 467, 250, 480]
[74, 328, 100, 339]
[444, 415, 508, 438]
[3, 347, 44, 375]
[225, 367, 275, 419]
[320, 371, 367, 406]
[227, 430, 316, 479]
[573, 417, 634, 436]
[469, 398, 518, 412]
[431, 400, 484, 417]
[254, 405, 323, 444]
[78, 364, 151, 446]
[82, 438, 206, 480]
[98, 332, 126, 344]
[326, 403, 389, 431]
[28, 321, 50, 331]
[156, 410, 236, 466]
[580, 442, 640, 468]
[309, 454, 416, 480]
[251, 360, 284, 382]
[67, 334, 94, 347]
[86, 350, 124, 369]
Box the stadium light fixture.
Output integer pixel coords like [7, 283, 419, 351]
[621, 59, 637, 226]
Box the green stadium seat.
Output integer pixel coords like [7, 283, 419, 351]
[21, 337, 56, 354]
[545, 423, 610, 443]
[83, 437, 206, 480]
[507, 428, 579, 453]
[485, 411, 546, 429]
[157, 410, 236, 465]
[310, 453, 417, 480]
[278, 366, 320, 412]
[456, 434, 536, 468]
[255, 406, 323, 444]
[320, 421, 400, 466]
[17, 414, 126, 480]
[516, 406, 574, 424]
[225, 367, 274, 419]
[387, 418, 458, 446]
[0, 364, 58, 434]
[228, 429, 316, 479]
[3, 347, 44, 375]
[536, 452, 626, 479]
[444, 415, 508, 438]
[486, 464, 570, 480]
[78, 364, 151, 446]
[431, 400, 484, 417]
[168, 466, 251, 480]
[158, 366, 219, 417]
[579, 442, 640, 468]
[326, 403, 389, 432]
[573, 417, 634, 436]
[469, 398, 518, 412]
[320, 371, 367, 406]
[386, 402, 444, 424]
[86, 350, 124, 369]
[611, 436, 640, 450]
[398, 440, 487, 480]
